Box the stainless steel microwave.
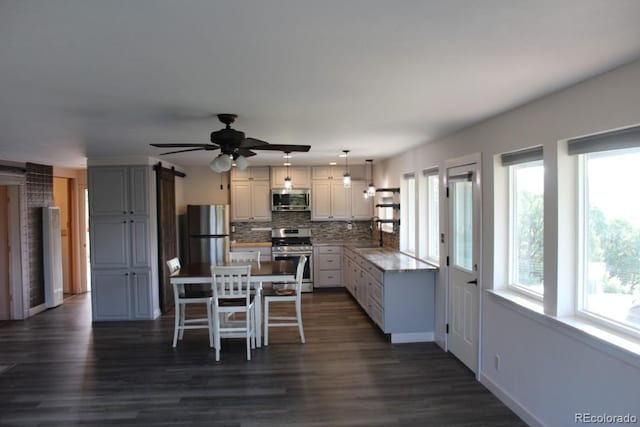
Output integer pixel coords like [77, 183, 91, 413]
[271, 189, 310, 211]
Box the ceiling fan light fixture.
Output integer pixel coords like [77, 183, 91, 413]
[235, 155, 249, 170]
[210, 153, 233, 173]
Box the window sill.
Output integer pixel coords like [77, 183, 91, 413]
[486, 289, 640, 369]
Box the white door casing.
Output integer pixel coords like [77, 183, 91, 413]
[446, 156, 481, 373]
[0, 186, 10, 320]
[0, 174, 29, 320]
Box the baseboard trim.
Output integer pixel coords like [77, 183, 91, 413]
[390, 331, 434, 343]
[479, 373, 546, 427]
[28, 303, 47, 317]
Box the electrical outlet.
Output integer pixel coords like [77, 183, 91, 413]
[231, 225, 236, 233]
[347, 223, 353, 230]
[494, 354, 501, 371]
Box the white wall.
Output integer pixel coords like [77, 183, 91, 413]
[379, 59, 640, 426]
[178, 166, 229, 213]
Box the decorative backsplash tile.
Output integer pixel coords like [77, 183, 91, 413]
[231, 211, 375, 243]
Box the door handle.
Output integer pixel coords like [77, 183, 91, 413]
[467, 279, 478, 285]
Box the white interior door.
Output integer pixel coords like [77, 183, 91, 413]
[447, 162, 480, 373]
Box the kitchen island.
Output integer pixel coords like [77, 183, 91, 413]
[343, 245, 438, 343]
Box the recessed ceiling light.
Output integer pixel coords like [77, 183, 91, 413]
[338, 153, 347, 158]
[283, 162, 292, 166]
[283, 154, 292, 159]
[329, 162, 337, 166]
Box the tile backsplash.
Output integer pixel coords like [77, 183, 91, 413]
[231, 211, 375, 243]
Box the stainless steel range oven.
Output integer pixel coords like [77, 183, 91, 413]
[271, 228, 313, 292]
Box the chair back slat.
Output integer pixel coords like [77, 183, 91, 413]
[211, 265, 252, 302]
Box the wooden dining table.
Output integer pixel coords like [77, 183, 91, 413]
[168, 259, 296, 348]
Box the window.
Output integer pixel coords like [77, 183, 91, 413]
[419, 168, 439, 263]
[400, 173, 416, 254]
[578, 147, 640, 335]
[502, 147, 544, 297]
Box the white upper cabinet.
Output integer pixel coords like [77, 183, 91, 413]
[311, 180, 351, 220]
[231, 180, 271, 221]
[271, 166, 311, 188]
[311, 180, 372, 221]
[312, 164, 366, 181]
[350, 180, 374, 220]
[231, 166, 270, 181]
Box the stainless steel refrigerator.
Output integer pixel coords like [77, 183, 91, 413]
[185, 205, 230, 265]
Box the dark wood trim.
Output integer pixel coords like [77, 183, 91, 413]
[153, 162, 186, 178]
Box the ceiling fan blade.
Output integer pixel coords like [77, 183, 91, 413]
[241, 137, 270, 147]
[238, 148, 257, 158]
[248, 143, 311, 152]
[150, 143, 218, 148]
[160, 147, 215, 155]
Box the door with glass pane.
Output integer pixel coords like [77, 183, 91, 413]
[447, 162, 480, 373]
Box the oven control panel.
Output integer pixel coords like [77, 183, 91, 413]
[271, 245, 313, 253]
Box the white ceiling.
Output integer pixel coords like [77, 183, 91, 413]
[1, 1, 640, 169]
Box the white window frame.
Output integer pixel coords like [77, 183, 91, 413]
[418, 168, 439, 264]
[575, 149, 640, 339]
[400, 173, 416, 255]
[507, 160, 544, 299]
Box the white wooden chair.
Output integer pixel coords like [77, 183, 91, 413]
[229, 250, 261, 266]
[167, 257, 214, 348]
[211, 264, 256, 361]
[229, 250, 263, 326]
[263, 255, 306, 345]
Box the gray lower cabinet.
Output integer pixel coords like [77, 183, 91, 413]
[344, 247, 436, 343]
[91, 269, 152, 320]
[313, 245, 343, 288]
[89, 165, 158, 321]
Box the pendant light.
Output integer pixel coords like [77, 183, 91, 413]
[283, 152, 293, 191]
[365, 159, 376, 197]
[342, 150, 351, 188]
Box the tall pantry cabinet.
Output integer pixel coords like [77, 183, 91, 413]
[88, 165, 160, 321]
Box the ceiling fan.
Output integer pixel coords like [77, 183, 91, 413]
[150, 113, 311, 172]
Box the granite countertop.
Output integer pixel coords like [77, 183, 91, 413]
[346, 246, 438, 272]
[230, 241, 272, 247]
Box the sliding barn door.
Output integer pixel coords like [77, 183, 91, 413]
[156, 167, 177, 314]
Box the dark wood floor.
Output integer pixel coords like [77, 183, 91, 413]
[0, 290, 525, 426]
